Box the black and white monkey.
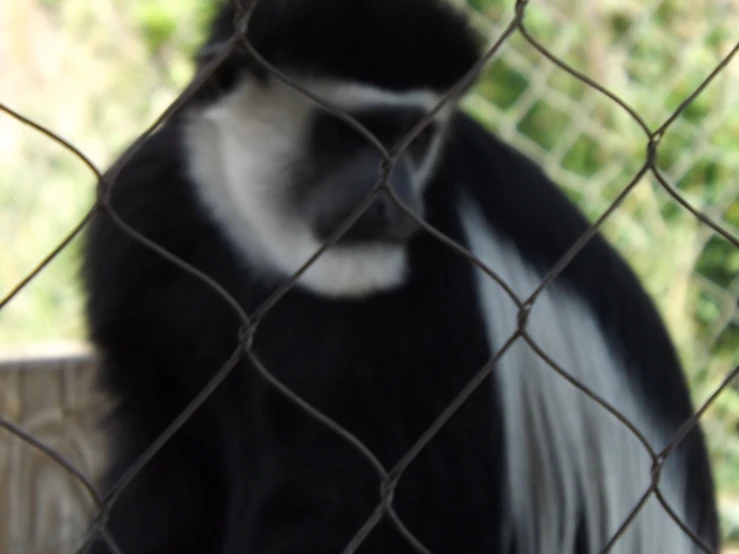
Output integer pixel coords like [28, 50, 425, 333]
[82, 0, 719, 552]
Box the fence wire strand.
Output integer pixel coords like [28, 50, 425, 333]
[0, 0, 738, 553]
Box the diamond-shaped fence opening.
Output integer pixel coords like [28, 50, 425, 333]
[0, 0, 738, 552]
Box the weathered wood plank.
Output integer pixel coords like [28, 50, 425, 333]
[0, 351, 109, 554]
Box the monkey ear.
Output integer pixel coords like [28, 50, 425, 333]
[195, 42, 231, 65]
[193, 38, 270, 96]
[194, 1, 274, 79]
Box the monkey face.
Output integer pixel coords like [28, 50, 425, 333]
[297, 98, 450, 246]
[183, 75, 454, 298]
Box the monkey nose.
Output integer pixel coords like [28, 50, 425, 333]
[315, 188, 421, 244]
[312, 153, 422, 244]
[352, 189, 420, 242]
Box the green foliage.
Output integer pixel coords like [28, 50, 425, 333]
[561, 135, 607, 178]
[516, 100, 571, 150]
[132, 0, 216, 58]
[475, 59, 529, 109]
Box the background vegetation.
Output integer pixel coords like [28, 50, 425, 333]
[1, 0, 737, 545]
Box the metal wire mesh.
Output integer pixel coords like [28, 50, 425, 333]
[0, 0, 738, 552]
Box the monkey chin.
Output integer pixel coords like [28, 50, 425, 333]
[291, 241, 410, 299]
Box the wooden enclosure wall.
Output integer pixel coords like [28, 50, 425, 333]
[0, 352, 108, 554]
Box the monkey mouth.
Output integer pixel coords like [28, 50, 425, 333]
[315, 190, 422, 246]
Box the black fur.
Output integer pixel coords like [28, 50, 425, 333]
[83, 1, 719, 552]
[84, 113, 502, 553]
[196, 0, 481, 100]
[82, 117, 719, 553]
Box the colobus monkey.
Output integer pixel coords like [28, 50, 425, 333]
[82, 0, 719, 552]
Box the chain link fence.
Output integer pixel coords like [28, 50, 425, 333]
[0, 0, 738, 552]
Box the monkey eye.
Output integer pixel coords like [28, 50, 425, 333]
[408, 124, 436, 157]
